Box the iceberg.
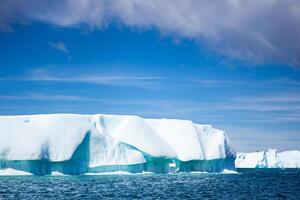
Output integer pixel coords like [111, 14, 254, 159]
[235, 149, 300, 169]
[0, 114, 236, 175]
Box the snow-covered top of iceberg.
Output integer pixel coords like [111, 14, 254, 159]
[0, 114, 145, 166]
[235, 149, 300, 168]
[0, 114, 236, 168]
[145, 118, 235, 161]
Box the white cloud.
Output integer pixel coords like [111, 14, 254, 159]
[232, 94, 300, 103]
[49, 41, 69, 54]
[0, 93, 88, 101]
[0, 67, 165, 89]
[1, 0, 300, 66]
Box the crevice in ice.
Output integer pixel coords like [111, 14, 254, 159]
[51, 131, 91, 175]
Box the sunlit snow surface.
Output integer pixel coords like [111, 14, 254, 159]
[0, 114, 236, 175]
[235, 149, 300, 168]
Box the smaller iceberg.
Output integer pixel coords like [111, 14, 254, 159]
[235, 149, 300, 168]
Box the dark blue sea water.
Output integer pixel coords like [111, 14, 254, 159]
[0, 170, 299, 199]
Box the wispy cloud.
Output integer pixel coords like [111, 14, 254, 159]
[2, 66, 300, 91]
[49, 42, 69, 54]
[189, 79, 246, 87]
[0, 93, 91, 102]
[0, 68, 166, 89]
[232, 94, 300, 103]
[190, 78, 300, 89]
[1, 92, 300, 124]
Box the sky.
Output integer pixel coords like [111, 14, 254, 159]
[0, 0, 300, 152]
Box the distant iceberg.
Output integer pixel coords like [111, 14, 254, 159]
[235, 149, 300, 168]
[0, 114, 236, 175]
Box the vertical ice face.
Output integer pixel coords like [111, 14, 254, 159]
[145, 119, 204, 161]
[265, 149, 277, 168]
[276, 151, 300, 168]
[235, 151, 266, 168]
[235, 149, 300, 168]
[0, 114, 236, 174]
[193, 124, 236, 160]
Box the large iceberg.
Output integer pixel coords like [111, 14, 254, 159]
[0, 114, 236, 175]
[235, 149, 300, 168]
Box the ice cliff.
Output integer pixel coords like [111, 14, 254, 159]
[235, 149, 300, 168]
[0, 114, 236, 175]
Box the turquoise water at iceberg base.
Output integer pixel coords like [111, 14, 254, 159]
[0, 169, 299, 199]
[0, 157, 236, 175]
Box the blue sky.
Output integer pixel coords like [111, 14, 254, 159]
[0, 0, 300, 152]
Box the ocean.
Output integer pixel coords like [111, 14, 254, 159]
[0, 169, 299, 199]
